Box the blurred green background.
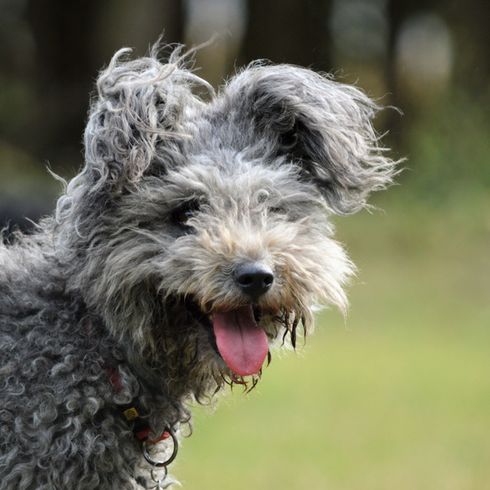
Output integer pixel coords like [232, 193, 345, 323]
[0, 1, 488, 489]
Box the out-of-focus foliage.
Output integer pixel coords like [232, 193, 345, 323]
[403, 91, 490, 202]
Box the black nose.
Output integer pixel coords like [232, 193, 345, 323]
[234, 262, 274, 300]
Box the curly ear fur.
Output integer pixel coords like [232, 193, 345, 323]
[55, 47, 211, 236]
[83, 47, 210, 189]
[221, 64, 398, 214]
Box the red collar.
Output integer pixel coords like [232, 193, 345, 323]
[107, 367, 171, 444]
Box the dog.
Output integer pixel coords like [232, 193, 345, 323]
[0, 45, 396, 489]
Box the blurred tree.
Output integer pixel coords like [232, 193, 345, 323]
[239, 0, 332, 71]
[385, 0, 429, 143]
[444, 0, 490, 89]
[386, 0, 489, 146]
[25, 0, 101, 170]
[22, 0, 185, 172]
[0, 0, 184, 232]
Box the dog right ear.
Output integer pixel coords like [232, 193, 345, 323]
[82, 47, 207, 193]
[220, 64, 397, 214]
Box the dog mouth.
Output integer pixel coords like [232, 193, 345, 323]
[186, 300, 269, 377]
[211, 305, 269, 377]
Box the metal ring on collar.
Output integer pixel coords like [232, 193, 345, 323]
[143, 428, 179, 468]
[151, 467, 168, 483]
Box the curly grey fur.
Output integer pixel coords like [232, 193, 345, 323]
[0, 46, 396, 489]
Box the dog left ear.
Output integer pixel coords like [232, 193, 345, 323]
[222, 64, 397, 214]
[55, 47, 211, 238]
[83, 47, 206, 193]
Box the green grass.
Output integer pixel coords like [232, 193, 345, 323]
[175, 195, 490, 490]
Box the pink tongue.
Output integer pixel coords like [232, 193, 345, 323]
[212, 305, 269, 376]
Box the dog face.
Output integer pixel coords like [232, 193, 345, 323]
[59, 48, 395, 389]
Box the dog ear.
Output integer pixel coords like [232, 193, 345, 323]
[222, 64, 397, 214]
[83, 47, 207, 192]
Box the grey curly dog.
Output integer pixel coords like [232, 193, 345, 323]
[0, 45, 396, 489]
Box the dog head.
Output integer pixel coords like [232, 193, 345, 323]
[58, 47, 395, 391]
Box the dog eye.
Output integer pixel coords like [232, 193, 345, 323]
[280, 128, 299, 150]
[269, 206, 286, 214]
[171, 200, 200, 228]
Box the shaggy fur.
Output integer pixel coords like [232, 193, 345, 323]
[0, 46, 396, 489]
